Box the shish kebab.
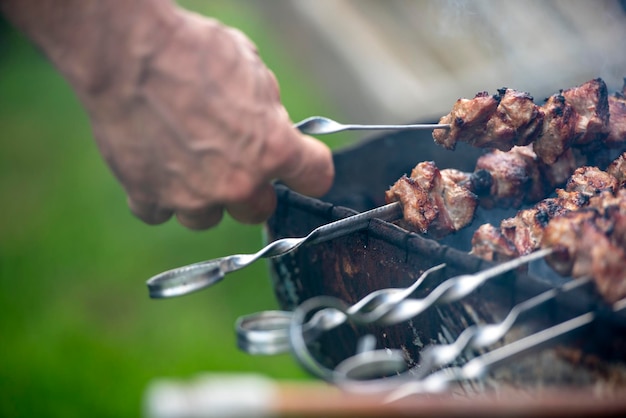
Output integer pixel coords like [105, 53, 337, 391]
[384, 77, 626, 304]
[387, 78, 626, 236]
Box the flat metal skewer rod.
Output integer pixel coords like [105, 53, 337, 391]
[295, 116, 450, 135]
[386, 295, 626, 401]
[146, 202, 403, 298]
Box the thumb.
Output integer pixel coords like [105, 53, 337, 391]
[275, 131, 335, 197]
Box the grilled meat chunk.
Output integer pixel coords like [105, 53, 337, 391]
[483, 88, 544, 149]
[385, 161, 477, 237]
[475, 146, 537, 208]
[533, 93, 580, 164]
[565, 166, 619, 197]
[471, 223, 518, 262]
[433, 92, 499, 150]
[607, 152, 626, 188]
[469, 152, 626, 304]
[389, 145, 581, 237]
[542, 199, 626, 304]
[606, 89, 626, 148]
[433, 78, 623, 164]
[385, 175, 437, 234]
[433, 89, 543, 152]
[470, 153, 626, 261]
[560, 78, 610, 145]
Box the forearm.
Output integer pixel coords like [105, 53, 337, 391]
[0, 0, 180, 96]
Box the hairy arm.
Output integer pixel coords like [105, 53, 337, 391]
[0, 0, 334, 229]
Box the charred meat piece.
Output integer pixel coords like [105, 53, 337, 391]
[483, 88, 544, 149]
[433, 89, 544, 152]
[607, 152, 626, 188]
[499, 197, 572, 257]
[433, 78, 622, 164]
[433, 92, 499, 150]
[539, 148, 578, 192]
[385, 161, 477, 237]
[471, 223, 518, 262]
[533, 93, 580, 164]
[565, 165, 619, 197]
[385, 175, 437, 234]
[542, 204, 626, 304]
[476, 190, 588, 261]
[389, 144, 581, 237]
[474, 147, 536, 208]
[560, 78, 610, 145]
[469, 152, 626, 263]
[606, 87, 626, 148]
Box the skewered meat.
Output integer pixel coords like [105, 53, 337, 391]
[469, 154, 626, 303]
[483, 88, 544, 149]
[471, 155, 625, 262]
[560, 78, 610, 146]
[433, 78, 626, 164]
[473, 145, 563, 208]
[533, 93, 579, 164]
[565, 166, 619, 197]
[433, 92, 499, 151]
[385, 162, 478, 237]
[387, 146, 586, 237]
[471, 224, 518, 262]
[472, 189, 589, 260]
[542, 191, 626, 304]
[607, 152, 626, 188]
[606, 83, 626, 148]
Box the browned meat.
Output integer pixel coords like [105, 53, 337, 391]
[542, 205, 626, 304]
[433, 92, 499, 150]
[471, 223, 518, 262]
[500, 197, 570, 257]
[468, 152, 626, 304]
[560, 78, 610, 145]
[483, 88, 544, 149]
[542, 209, 605, 277]
[533, 93, 580, 164]
[565, 166, 619, 197]
[474, 147, 536, 208]
[433, 88, 544, 152]
[539, 148, 578, 192]
[469, 152, 626, 264]
[474, 145, 578, 205]
[606, 90, 626, 148]
[385, 161, 477, 237]
[389, 145, 582, 237]
[607, 152, 626, 188]
[385, 175, 437, 234]
[432, 78, 622, 164]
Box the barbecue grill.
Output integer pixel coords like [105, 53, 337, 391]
[265, 126, 626, 396]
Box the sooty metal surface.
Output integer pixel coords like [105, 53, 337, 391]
[265, 128, 626, 393]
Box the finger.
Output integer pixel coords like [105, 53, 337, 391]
[128, 197, 173, 225]
[225, 182, 277, 224]
[176, 206, 224, 230]
[275, 132, 335, 198]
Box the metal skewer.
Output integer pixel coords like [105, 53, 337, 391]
[236, 263, 446, 356]
[295, 116, 450, 135]
[286, 250, 553, 381]
[385, 295, 626, 402]
[146, 202, 403, 298]
[409, 276, 593, 379]
[330, 276, 594, 394]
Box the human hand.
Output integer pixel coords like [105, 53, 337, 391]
[79, 9, 334, 229]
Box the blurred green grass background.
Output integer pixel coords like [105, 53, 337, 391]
[0, 1, 352, 416]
